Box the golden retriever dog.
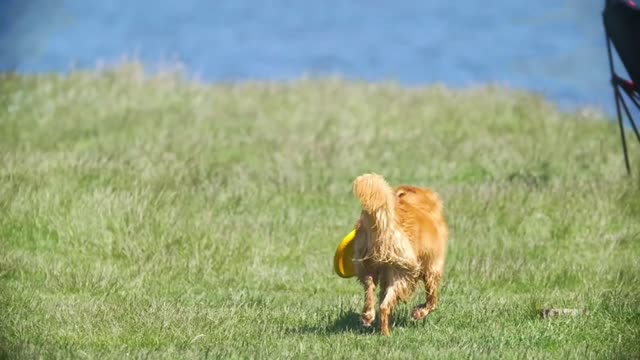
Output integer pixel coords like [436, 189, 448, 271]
[351, 173, 448, 336]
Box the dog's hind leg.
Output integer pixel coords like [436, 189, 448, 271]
[359, 274, 378, 327]
[412, 269, 442, 321]
[379, 274, 413, 336]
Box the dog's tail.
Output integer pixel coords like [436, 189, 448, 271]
[352, 173, 395, 226]
[352, 173, 419, 273]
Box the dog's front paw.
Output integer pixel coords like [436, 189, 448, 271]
[361, 310, 375, 327]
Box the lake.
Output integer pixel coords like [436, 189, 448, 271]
[1, 0, 624, 115]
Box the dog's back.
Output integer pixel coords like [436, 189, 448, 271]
[394, 186, 448, 272]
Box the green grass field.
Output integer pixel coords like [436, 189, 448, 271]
[1, 64, 639, 359]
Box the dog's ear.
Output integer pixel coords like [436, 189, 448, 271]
[396, 187, 415, 198]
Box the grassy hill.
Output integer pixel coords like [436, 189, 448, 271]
[1, 64, 639, 359]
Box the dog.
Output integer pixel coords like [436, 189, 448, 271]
[350, 173, 448, 336]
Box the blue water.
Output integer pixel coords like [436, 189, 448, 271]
[1, 0, 625, 115]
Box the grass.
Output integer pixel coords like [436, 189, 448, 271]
[1, 63, 639, 359]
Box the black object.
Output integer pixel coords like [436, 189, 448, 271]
[603, 0, 640, 174]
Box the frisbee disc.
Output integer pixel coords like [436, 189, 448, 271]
[333, 229, 356, 278]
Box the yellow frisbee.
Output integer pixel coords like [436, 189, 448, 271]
[333, 229, 356, 278]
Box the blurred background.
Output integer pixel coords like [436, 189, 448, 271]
[0, 0, 621, 115]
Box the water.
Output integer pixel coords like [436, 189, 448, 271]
[1, 0, 625, 115]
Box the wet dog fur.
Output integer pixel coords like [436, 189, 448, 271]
[351, 173, 448, 336]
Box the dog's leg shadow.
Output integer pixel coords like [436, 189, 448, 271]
[289, 309, 376, 336]
[326, 310, 373, 334]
